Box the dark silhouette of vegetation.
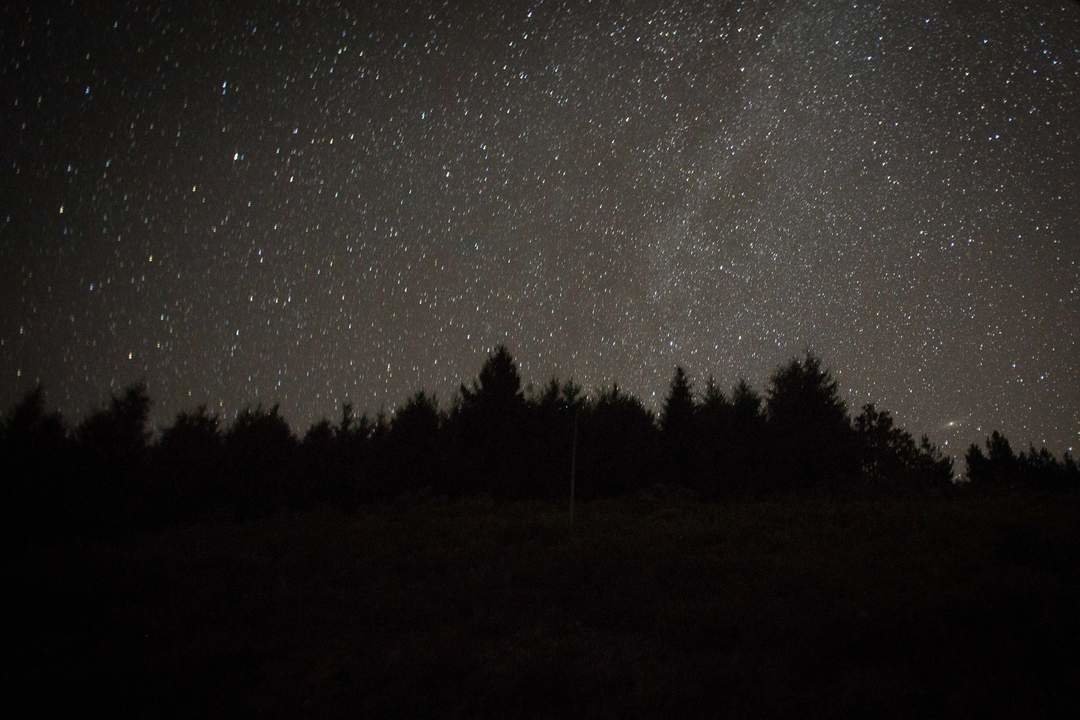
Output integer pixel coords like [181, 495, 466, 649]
[579, 383, 659, 499]
[223, 404, 296, 517]
[965, 430, 1077, 492]
[765, 352, 858, 494]
[384, 390, 443, 498]
[75, 383, 154, 531]
[449, 345, 529, 498]
[3, 385, 70, 535]
[727, 378, 769, 498]
[854, 404, 955, 495]
[519, 376, 587, 500]
[660, 366, 695, 486]
[9, 349, 1079, 718]
[155, 405, 224, 521]
[2, 346, 1076, 534]
[691, 376, 734, 498]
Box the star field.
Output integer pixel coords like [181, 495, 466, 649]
[2, 1, 1078, 455]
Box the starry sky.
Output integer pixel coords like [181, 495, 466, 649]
[2, 0, 1078, 456]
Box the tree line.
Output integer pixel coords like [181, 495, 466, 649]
[3, 347, 1076, 534]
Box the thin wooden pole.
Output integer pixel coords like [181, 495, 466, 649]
[570, 406, 578, 527]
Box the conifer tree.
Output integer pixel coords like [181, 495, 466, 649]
[661, 366, 696, 487]
[766, 353, 855, 493]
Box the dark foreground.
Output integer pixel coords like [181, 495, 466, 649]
[16, 494, 1080, 717]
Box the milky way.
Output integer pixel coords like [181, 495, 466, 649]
[2, 1, 1078, 455]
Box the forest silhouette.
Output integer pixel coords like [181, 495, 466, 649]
[4, 346, 1076, 535]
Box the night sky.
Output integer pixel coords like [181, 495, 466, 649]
[2, 1, 1078, 456]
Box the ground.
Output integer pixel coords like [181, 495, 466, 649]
[15, 493, 1080, 717]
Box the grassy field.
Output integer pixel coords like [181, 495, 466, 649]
[15, 493, 1080, 717]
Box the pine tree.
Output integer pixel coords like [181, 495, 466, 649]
[451, 345, 528, 497]
[661, 366, 695, 434]
[695, 376, 734, 497]
[460, 344, 524, 411]
[765, 352, 855, 493]
[661, 366, 696, 487]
